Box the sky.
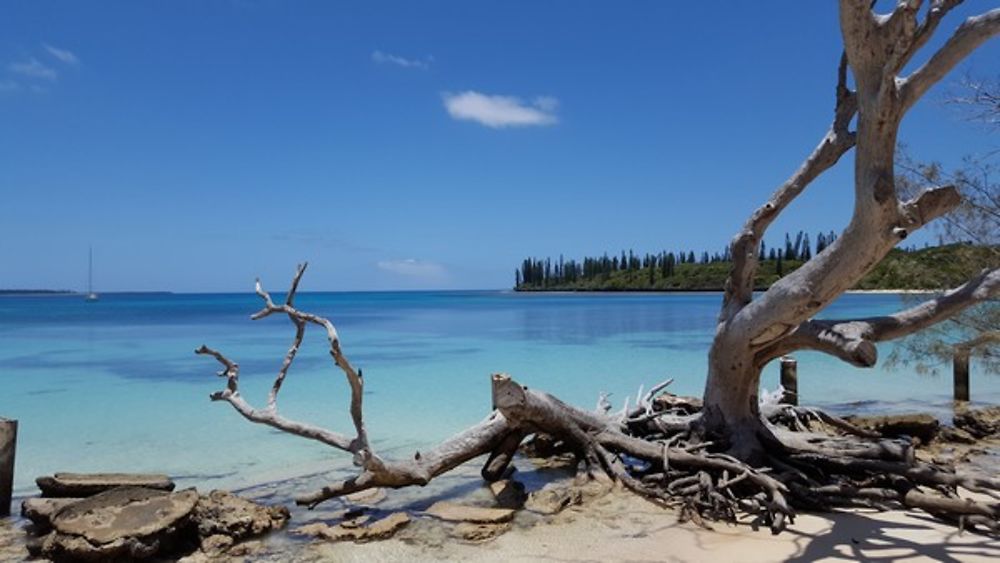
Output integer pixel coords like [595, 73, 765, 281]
[1, 1, 998, 292]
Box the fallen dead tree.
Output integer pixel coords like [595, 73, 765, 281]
[198, 1, 1000, 536]
[198, 262, 1000, 535]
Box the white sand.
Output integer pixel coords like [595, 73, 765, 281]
[302, 490, 1000, 562]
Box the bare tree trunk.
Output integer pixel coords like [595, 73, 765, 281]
[702, 340, 770, 460]
[704, 1, 1000, 461]
[198, 1, 1000, 536]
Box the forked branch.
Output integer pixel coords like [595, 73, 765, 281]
[721, 51, 857, 319]
[758, 267, 1000, 366]
[198, 265, 518, 508]
[197, 262, 370, 457]
[899, 8, 1000, 112]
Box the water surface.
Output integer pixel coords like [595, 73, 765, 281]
[2, 291, 996, 498]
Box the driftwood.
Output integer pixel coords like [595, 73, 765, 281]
[199, 264, 1000, 535]
[198, 0, 1000, 538]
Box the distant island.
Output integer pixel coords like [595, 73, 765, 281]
[0, 290, 174, 296]
[0, 289, 76, 295]
[515, 237, 996, 292]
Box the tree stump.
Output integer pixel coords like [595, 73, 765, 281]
[0, 418, 16, 518]
[954, 349, 970, 402]
[780, 357, 798, 406]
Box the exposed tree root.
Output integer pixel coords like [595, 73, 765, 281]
[198, 264, 1000, 537]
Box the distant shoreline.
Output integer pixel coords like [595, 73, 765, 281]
[0, 290, 174, 296]
[514, 288, 938, 295]
[0, 289, 76, 296]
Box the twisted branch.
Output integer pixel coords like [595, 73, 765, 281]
[721, 51, 858, 320]
[758, 267, 1000, 366]
[899, 7, 1000, 112]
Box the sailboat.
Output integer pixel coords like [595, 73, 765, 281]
[85, 247, 99, 302]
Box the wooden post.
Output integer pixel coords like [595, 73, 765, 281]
[953, 350, 970, 403]
[0, 418, 16, 517]
[780, 356, 798, 406]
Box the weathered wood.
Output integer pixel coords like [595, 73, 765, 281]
[779, 357, 798, 406]
[202, 257, 1000, 533]
[954, 349, 970, 402]
[0, 418, 15, 517]
[703, 0, 1000, 454]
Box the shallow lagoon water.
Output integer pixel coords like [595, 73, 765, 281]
[2, 290, 997, 500]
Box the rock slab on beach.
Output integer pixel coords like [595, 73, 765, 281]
[293, 512, 411, 543]
[36, 486, 199, 561]
[452, 521, 512, 542]
[21, 497, 82, 531]
[525, 485, 583, 515]
[954, 406, 1000, 438]
[25, 485, 289, 560]
[191, 489, 289, 543]
[425, 501, 515, 524]
[36, 472, 176, 498]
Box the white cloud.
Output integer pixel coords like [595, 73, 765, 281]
[371, 50, 430, 70]
[9, 58, 57, 81]
[377, 258, 447, 279]
[43, 44, 79, 65]
[442, 91, 558, 128]
[0, 80, 19, 92]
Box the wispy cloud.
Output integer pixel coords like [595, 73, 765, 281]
[371, 50, 431, 70]
[0, 79, 19, 92]
[43, 44, 79, 65]
[377, 258, 447, 279]
[442, 91, 558, 128]
[9, 57, 57, 81]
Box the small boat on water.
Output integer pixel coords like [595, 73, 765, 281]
[85, 247, 99, 302]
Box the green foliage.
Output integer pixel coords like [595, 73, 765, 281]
[515, 243, 992, 292]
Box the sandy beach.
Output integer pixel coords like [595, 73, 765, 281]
[301, 491, 1000, 563]
[4, 439, 999, 561]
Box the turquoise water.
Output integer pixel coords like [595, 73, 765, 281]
[2, 291, 997, 500]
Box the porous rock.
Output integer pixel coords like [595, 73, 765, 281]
[525, 484, 583, 515]
[38, 486, 198, 561]
[36, 472, 175, 498]
[21, 497, 82, 531]
[293, 512, 411, 543]
[452, 521, 512, 542]
[954, 406, 1000, 438]
[425, 501, 515, 524]
[191, 489, 289, 542]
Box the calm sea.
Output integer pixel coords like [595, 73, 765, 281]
[2, 291, 996, 499]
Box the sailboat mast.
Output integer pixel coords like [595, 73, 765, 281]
[88, 247, 93, 295]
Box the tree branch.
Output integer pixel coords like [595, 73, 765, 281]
[294, 411, 513, 507]
[897, 1, 963, 73]
[198, 263, 373, 458]
[897, 184, 962, 237]
[955, 330, 1000, 352]
[721, 52, 857, 319]
[758, 267, 1000, 366]
[899, 8, 1000, 112]
[200, 265, 525, 509]
[249, 263, 371, 459]
[195, 344, 357, 450]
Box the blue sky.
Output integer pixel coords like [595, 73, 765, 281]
[1, 1, 997, 292]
